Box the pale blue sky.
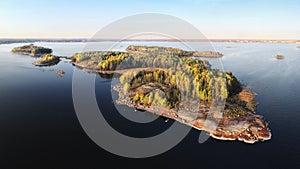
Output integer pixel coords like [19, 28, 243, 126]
[0, 0, 299, 39]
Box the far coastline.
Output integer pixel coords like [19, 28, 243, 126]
[1, 38, 300, 45]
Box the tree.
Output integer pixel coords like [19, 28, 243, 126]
[123, 83, 129, 94]
[148, 92, 154, 105]
[133, 93, 140, 102]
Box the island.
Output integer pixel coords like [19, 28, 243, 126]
[33, 54, 60, 66]
[297, 46, 300, 49]
[11, 44, 72, 66]
[11, 44, 52, 57]
[57, 70, 65, 76]
[12, 44, 271, 143]
[274, 55, 285, 59]
[70, 45, 271, 143]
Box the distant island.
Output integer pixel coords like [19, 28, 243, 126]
[274, 55, 285, 59]
[12, 44, 52, 57]
[11, 44, 71, 66]
[11, 44, 272, 143]
[0, 39, 86, 45]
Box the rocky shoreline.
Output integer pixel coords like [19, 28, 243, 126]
[114, 84, 271, 144]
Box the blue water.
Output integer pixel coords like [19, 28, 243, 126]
[0, 42, 300, 168]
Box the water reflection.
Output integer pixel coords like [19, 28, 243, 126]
[0, 42, 300, 168]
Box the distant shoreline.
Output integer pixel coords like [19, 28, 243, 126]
[1, 38, 300, 45]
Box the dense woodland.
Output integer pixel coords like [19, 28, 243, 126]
[11, 44, 52, 56]
[72, 46, 242, 110]
[33, 54, 60, 66]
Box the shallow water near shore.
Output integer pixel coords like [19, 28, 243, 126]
[1, 42, 300, 168]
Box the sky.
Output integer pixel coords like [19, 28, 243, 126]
[0, 0, 299, 39]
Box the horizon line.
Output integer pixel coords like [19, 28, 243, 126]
[1, 38, 300, 41]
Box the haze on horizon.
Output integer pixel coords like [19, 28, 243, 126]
[0, 0, 299, 40]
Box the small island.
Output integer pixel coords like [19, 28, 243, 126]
[12, 44, 52, 57]
[12, 44, 271, 143]
[57, 70, 65, 76]
[297, 46, 300, 49]
[33, 54, 60, 66]
[12, 44, 66, 66]
[274, 55, 285, 59]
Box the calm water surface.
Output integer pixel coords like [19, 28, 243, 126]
[0, 42, 300, 168]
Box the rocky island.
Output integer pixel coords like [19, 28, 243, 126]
[57, 70, 65, 76]
[33, 54, 60, 66]
[70, 45, 271, 143]
[274, 55, 285, 59]
[12, 44, 271, 143]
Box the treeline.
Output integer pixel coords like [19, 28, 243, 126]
[126, 45, 192, 57]
[72, 51, 129, 70]
[126, 45, 223, 58]
[72, 46, 213, 71]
